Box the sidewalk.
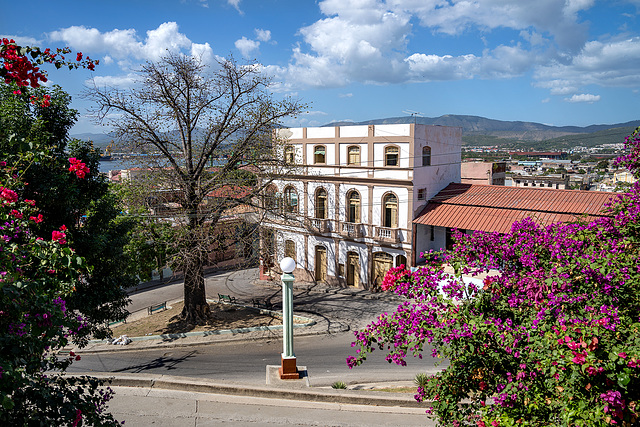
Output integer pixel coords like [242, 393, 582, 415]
[81, 373, 435, 426]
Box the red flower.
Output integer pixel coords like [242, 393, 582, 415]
[29, 214, 44, 223]
[0, 187, 18, 203]
[52, 230, 66, 244]
[76, 52, 83, 61]
[68, 158, 90, 179]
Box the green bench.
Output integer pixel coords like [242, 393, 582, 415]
[218, 293, 237, 304]
[147, 301, 167, 315]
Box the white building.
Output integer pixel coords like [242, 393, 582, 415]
[260, 123, 461, 289]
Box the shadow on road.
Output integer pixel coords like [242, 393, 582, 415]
[113, 350, 198, 373]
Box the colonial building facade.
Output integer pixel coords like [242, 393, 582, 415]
[260, 123, 461, 289]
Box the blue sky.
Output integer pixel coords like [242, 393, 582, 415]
[3, 0, 640, 133]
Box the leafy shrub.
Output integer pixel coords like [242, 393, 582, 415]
[348, 129, 640, 426]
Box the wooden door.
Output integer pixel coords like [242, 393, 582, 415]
[315, 246, 327, 282]
[346, 251, 359, 287]
[373, 252, 393, 288]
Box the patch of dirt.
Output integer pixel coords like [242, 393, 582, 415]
[111, 301, 291, 337]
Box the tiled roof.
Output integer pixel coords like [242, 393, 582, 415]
[414, 183, 615, 233]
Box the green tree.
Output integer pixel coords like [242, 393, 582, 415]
[89, 53, 303, 324]
[0, 83, 134, 339]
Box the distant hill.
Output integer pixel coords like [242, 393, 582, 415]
[74, 114, 640, 152]
[70, 133, 116, 151]
[325, 115, 640, 143]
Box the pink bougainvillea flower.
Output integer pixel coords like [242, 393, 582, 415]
[0, 187, 18, 203]
[51, 230, 66, 244]
[68, 158, 90, 179]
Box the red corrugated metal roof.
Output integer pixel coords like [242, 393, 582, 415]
[414, 183, 614, 233]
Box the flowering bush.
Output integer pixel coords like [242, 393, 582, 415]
[348, 130, 640, 426]
[0, 166, 120, 425]
[0, 38, 97, 89]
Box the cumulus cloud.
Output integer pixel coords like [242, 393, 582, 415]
[48, 22, 192, 63]
[534, 37, 640, 92]
[565, 93, 601, 103]
[268, 0, 640, 101]
[235, 37, 260, 58]
[255, 29, 271, 43]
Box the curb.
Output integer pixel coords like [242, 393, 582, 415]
[73, 372, 425, 409]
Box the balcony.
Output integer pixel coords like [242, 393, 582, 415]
[339, 222, 365, 239]
[307, 218, 333, 234]
[375, 226, 400, 244]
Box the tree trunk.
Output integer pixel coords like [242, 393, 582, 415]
[181, 206, 211, 324]
[181, 251, 210, 324]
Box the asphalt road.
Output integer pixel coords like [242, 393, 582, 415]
[68, 331, 445, 387]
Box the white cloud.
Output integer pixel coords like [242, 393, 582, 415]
[534, 37, 640, 93]
[0, 35, 39, 45]
[191, 42, 215, 65]
[235, 37, 260, 58]
[339, 93, 353, 98]
[228, 0, 243, 14]
[255, 29, 271, 43]
[48, 22, 192, 63]
[565, 93, 601, 103]
[89, 73, 140, 88]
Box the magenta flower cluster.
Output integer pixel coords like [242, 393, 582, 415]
[348, 128, 640, 426]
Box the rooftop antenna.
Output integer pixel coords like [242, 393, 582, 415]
[402, 110, 423, 125]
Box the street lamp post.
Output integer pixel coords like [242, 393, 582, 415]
[279, 257, 299, 379]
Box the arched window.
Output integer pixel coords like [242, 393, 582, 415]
[284, 240, 296, 262]
[395, 254, 407, 268]
[346, 190, 360, 223]
[284, 145, 295, 164]
[315, 188, 327, 219]
[384, 146, 399, 166]
[347, 145, 360, 165]
[283, 186, 298, 214]
[382, 193, 398, 228]
[314, 145, 326, 164]
[422, 146, 431, 166]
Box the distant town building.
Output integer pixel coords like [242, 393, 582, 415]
[512, 174, 570, 189]
[461, 161, 506, 185]
[509, 151, 568, 160]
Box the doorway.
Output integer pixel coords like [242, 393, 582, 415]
[373, 252, 393, 289]
[315, 246, 327, 282]
[346, 251, 359, 287]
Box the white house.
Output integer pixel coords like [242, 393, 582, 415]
[260, 123, 461, 289]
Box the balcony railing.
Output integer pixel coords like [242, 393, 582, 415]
[307, 218, 332, 234]
[375, 226, 400, 243]
[339, 222, 364, 238]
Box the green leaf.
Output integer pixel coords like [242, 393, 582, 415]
[618, 372, 630, 387]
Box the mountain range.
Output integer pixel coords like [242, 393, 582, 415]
[72, 115, 640, 151]
[325, 115, 640, 143]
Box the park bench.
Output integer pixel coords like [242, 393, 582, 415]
[251, 298, 273, 310]
[147, 301, 167, 315]
[218, 293, 237, 304]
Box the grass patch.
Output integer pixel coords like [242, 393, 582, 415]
[111, 301, 295, 337]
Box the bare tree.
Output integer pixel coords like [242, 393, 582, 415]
[88, 54, 303, 324]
